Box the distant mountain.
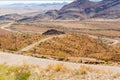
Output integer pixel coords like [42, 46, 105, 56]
[0, 0, 120, 21]
[91, 0, 120, 19]
[2, 2, 68, 7]
[0, 14, 26, 20]
[19, 0, 120, 21]
[56, 0, 120, 20]
[0, 2, 69, 17]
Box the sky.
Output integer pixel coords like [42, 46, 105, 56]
[0, 0, 102, 5]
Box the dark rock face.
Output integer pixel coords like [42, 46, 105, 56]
[92, 0, 120, 19]
[42, 29, 65, 35]
[56, 0, 99, 19]
[32, 0, 119, 20]
[56, 0, 120, 19]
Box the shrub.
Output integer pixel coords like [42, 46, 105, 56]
[14, 65, 30, 80]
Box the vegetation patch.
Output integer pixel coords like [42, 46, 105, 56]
[0, 64, 30, 80]
[0, 33, 47, 51]
[28, 34, 120, 62]
[0, 64, 119, 80]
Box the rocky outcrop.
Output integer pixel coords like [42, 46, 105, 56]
[42, 29, 65, 35]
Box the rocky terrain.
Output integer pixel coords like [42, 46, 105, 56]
[43, 29, 65, 35]
[57, 0, 120, 19]
[0, 0, 119, 21]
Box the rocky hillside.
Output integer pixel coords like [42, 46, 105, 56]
[92, 0, 120, 19]
[57, 0, 99, 19]
[56, 0, 120, 20]
[0, 0, 120, 21]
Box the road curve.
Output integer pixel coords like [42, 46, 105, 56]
[19, 35, 65, 52]
[0, 22, 14, 32]
[0, 52, 120, 74]
[1, 22, 119, 45]
[88, 34, 120, 45]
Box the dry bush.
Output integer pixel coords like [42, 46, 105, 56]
[45, 63, 64, 72]
[80, 65, 112, 74]
[0, 64, 30, 80]
[0, 64, 119, 80]
[29, 34, 120, 62]
[0, 33, 46, 51]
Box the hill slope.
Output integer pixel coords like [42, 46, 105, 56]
[56, 0, 120, 20]
[28, 34, 120, 62]
[0, 0, 120, 21]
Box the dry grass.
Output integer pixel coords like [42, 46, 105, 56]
[28, 34, 120, 62]
[0, 64, 30, 80]
[0, 29, 10, 35]
[11, 21, 120, 42]
[80, 65, 112, 74]
[20, 21, 120, 29]
[0, 21, 11, 35]
[0, 64, 119, 80]
[45, 63, 64, 72]
[12, 21, 120, 30]
[79, 30, 120, 37]
[0, 33, 47, 51]
[10, 25, 49, 34]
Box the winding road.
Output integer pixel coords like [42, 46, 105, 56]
[0, 22, 120, 74]
[0, 21, 18, 33]
[0, 21, 119, 45]
[87, 34, 120, 45]
[19, 34, 65, 52]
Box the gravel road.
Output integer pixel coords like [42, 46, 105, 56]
[0, 52, 120, 74]
[19, 35, 65, 52]
[0, 21, 17, 32]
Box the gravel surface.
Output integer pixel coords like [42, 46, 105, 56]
[0, 52, 120, 74]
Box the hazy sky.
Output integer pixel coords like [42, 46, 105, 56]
[0, 0, 102, 5]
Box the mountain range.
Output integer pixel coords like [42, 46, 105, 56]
[0, 0, 120, 21]
[50, 0, 120, 20]
[0, 2, 68, 7]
